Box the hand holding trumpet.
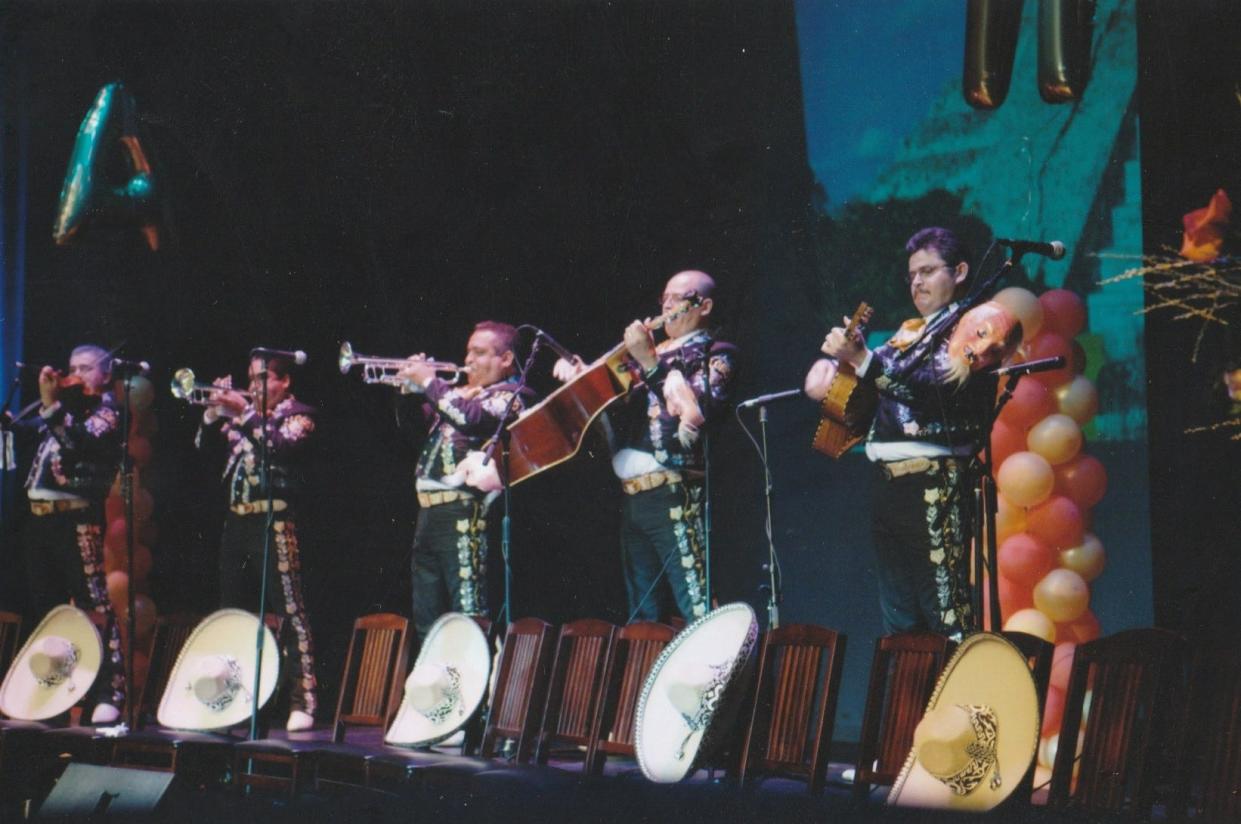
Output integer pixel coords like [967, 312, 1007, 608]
[210, 376, 249, 418]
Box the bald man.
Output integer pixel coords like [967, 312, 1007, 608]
[557, 270, 737, 622]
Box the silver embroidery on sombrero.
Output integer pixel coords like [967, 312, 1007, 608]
[191, 657, 248, 713]
[34, 643, 80, 688]
[416, 666, 462, 725]
[939, 704, 1001, 796]
[674, 661, 729, 761]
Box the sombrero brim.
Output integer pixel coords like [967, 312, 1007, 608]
[888, 632, 1041, 811]
[634, 602, 758, 783]
[157, 609, 280, 731]
[0, 605, 103, 721]
[386, 612, 490, 747]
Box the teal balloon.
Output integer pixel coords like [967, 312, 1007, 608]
[53, 82, 160, 249]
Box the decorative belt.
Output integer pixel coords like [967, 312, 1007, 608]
[417, 490, 472, 508]
[230, 499, 288, 516]
[880, 457, 961, 480]
[621, 470, 684, 496]
[29, 499, 91, 516]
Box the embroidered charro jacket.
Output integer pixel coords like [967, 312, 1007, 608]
[196, 396, 317, 508]
[22, 392, 121, 499]
[863, 311, 991, 448]
[414, 378, 534, 483]
[612, 329, 737, 472]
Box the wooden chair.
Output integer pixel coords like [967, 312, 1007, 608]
[134, 614, 202, 729]
[1187, 647, 1241, 819]
[853, 631, 955, 800]
[366, 617, 556, 791]
[1048, 628, 1189, 816]
[738, 624, 847, 795]
[585, 621, 676, 776]
[1000, 630, 1054, 804]
[533, 619, 615, 765]
[232, 612, 410, 799]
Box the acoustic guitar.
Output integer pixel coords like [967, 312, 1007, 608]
[505, 296, 702, 485]
[811, 302, 878, 458]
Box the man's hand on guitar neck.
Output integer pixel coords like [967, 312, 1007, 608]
[820, 314, 870, 370]
[552, 355, 586, 382]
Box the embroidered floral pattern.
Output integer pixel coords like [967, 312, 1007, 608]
[669, 485, 708, 618]
[76, 522, 126, 707]
[453, 501, 488, 617]
[273, 520, 317, 717]
[922, 462, 973, 637]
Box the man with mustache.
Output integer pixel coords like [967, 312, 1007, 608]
[805, 228, 1017, 639]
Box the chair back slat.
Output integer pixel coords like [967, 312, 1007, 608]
[585, 621, 676, 774]
[1193, 649, 1241, 818]
[739, 624, 846, 795]
[1049, 628, 1188, 816]
[333, 613, 409, 741]
[854, 631, 954, 798]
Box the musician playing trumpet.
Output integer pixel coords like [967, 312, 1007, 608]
[804, 228, 1019, 640]
[397, 321, 534, 643]
[195, 354, 320, 731]
[554, 271, 737, 623]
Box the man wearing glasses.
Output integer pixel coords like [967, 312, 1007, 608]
[805, 227, 992, 640]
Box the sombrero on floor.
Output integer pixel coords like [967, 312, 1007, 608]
[157, 609, 280, 731]
[634, 602, 759, 783]
[888, 631, 1041, 812]
[0, 605, 102, 721]
[385, 612, 491, 748]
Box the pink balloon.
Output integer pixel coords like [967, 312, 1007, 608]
[1026, 495, 1084, 549]
[1034, 568, 1090, 622]
[1059, 609, 1101, 644]
[1050, 642, 1077, 692]
[104, 517, 129, 553]
[998, 574, 1034, 622]
[997, 451, 1056, 508]
[1039, 289, 1087, 339]
[989, 418, 1026, 468]
[998, 379, 1058, 431]
[1026, 332, 1075, 389]
[1053, 455, 1108, 510]
[998, 533, 1058, 586]
[105, 493, 124, 523]
[1027, 413, 1083, 466]
[1043, 685, 1067, 736]
[128, 436, 153, 468]
[106, 570, 129, 616]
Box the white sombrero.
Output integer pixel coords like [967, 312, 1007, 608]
[0, 605, 102, 721]
[888, 632, 1041, 812]
[157, 609, 280, 731]
[385, 612, 490, 748]
[634, 602, 759, 783]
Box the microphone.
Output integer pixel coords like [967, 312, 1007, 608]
[996, 238, 1066, 260]
[251, 347, 308, 365]
[528, 326, 576, 363]
[990, 356, 1065, 378]
[737, 388, 803, 408]
[110, 358, 151, 375]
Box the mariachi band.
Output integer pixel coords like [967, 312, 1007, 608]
[2, 226, 1023, 734]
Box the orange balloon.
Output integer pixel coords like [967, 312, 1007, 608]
[989, 418, 1026, 468]
[1055, 375, 1098, 425]
[998, 532, 1057, 585]
[1053, 455, 1107, 510]
[104, 517, 129, 553]
[1042, 685, 1066, 737]
[1034, 568, 1090, 622]
[1027, 413, 1083, 465]
[1050, 641, 1077, 692]
[1039, 289, 1087, 339]
[1026, 495, 1084, 549]
[104, 493, 124, 523]
[994, 287, 1045, 342]
[995, 493, 1028, 542]
[1059, 609, 1101, 644]
[106, 570, 129, 616]
[998, 574, 1033, 622]
[1005, 607, 1056, 643]
[1026, 331, 1075, 389]
[998, 379, 1058, 431]
[997, 451, 1055, 508]
[1060, 533, 1105, 582]
[128, 436, 153, 468]
[104, 542, 127, 574]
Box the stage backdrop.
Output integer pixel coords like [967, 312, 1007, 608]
[791, 0, 1152, 739]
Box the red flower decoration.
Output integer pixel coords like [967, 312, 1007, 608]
[1180, 188, 1231, 262]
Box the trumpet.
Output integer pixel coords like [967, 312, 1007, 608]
[338, 342, 468, 386]
[170, 368, 253, 406]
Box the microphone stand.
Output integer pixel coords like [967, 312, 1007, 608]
[249, 356, 272, 742]
[482, 336, 542, 628]
[116, 368, 138, 729]
[734, 400, 783, 629]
